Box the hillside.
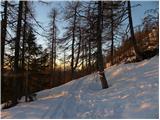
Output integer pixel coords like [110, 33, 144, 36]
[1, 56, 159, 119]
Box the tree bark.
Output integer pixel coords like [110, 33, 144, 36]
[111, 2, 114, 65]
[13, 1, 23, 104]
[73, 27, 81, 71]
[128, 1, 142, 60]
[53, 25, 56, 86]
[21, 1, 27, 102]
[50, 10, 57, 87]
[25, 29, 32, 102]
[71, 6, 77, 79]
[97, 1, 108, 89]
[51, 19, 54, 86]
[1, 1, 8, 97]
[81, 38, 85, 71]
[22, 1, 27, 71]
[63, 49, 66, 83]
[88, 4, 92, 73]
[88, 30, 91, 73]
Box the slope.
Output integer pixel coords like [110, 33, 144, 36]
[1, 56, 159, 119]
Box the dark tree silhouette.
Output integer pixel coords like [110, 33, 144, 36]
[13, 1, 23, 105]
[97, 1, 108, 89]
[1, 1, 8, 98]
[48, 8, 58, 86]
[127, 1, 142, 60]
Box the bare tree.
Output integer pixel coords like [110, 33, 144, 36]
[127, 1, 142, 60]
[1, 1, 8, 95]
[13, 1, 23, 105]
[48, 8, 58, 86]
[97, 1, 109, 89]
[21, 1, 28, 71]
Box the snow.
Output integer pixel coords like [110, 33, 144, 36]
[1, 56, 159, 119]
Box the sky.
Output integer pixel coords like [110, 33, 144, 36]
[33, 1, 158, 49]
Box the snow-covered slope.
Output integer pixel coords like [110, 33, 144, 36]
[1, 56, 159, 119]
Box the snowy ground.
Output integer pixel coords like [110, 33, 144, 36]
[1, 56, 159, 119]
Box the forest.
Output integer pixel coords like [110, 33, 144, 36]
[1, 0, 159, 109]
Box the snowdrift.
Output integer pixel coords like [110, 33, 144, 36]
[1, 56, 159, 119]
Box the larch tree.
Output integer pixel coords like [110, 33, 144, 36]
[13, 1, 23, 105]
[63, 1, 82, 79]
[48, 8, 58, 87]
[21, 1, 28, 71]
[102, 1, 127, 66]
[127, 1, 142, 60]
[70, 2, 79, 79]
[96, 1, 109, 89]
[1, 1, 8, 97]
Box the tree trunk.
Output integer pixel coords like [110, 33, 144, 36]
[63, 49, 66, 83]
[1, 1, 8, 97]
[50, 11, 56, 87]
[25, 62, 29, 102]
[111, 2, 114, 65]
[88, 5, 92, 73]
[51, 26, 54, 86]
[88, 30, 91, 73]
[25, 29, 32, 102]
[13, 1, 23, 104]
[71, 7, 77, 79]
[84, 43, 88, 71]
[22, 1, 28, 102]
[53, 25, 56, 86]
[97, 1, 108, 89]
[22, 1, 27, 71]
[128, 1, 142, 60]
[73, 27, 81, 71]
[81, 39, 85, 71]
